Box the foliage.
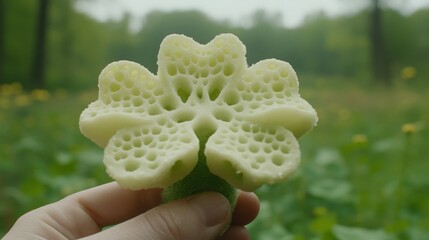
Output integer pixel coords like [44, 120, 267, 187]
[1, 1, 429, 239]
[1, 83, 428, 239]
[0, 84, 109, 233]
[1, 2, 429, 89]
[1, 0, 37, 87]
[247, 85, 429, 239]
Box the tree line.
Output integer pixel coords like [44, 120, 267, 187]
[0, 0, 428, 90]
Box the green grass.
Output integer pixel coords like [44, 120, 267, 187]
[249, 85, 429, 239]
[1, 83, 428, 239]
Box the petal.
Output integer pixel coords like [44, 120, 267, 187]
[80, 101, 153, 148]
[223, 59, 318, 138]
[80, 61, 180, 147]
[79, 34, 318, 192]
[205, 120, 300, 192]
[104, 119, 199, 190]
[157, 34, 247, 105]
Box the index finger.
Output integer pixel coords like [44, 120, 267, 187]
[61, 182, 163, 228]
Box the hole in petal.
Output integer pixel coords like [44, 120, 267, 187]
[148, 106, 161, 115]
[180, 136, 192, 143]
[241, 123, 251, 132]
[251, 82, 261, 92]
[193, 118, 217, 141]
[110, 83, 121, 92]
[122, 143, 132, 151]
[147, 152, 157, 161]
[209, 87, 221, 101]
[209, 57, 217, 67]
[113, 140, 122, 148]
[238, 135, 248, 144]
[280, 69, 288, 78]
[174, 77, 192, 103]
[123, 134, 131, 142]
[132, 98, 143, 107]
[251, 162, 260, 169]
[154, 88, 164, 96]
[111, 93, 121, 102]
[234, 104, 244, 112]
[115, 72, 124, 81]
[212, 108, 232, 122]
[167, 64, 177, 76]
[223, 90, 240, 106]
[148, 162, 158, 169]
[271, 154, 285, 166]
[134, 150, 144, 158]
[153, 128, 162, 135]
[125, 160, 140, 172]
[183, 57, 190, 66]
[160, 95, 178, 111]
[131, 88, 142, 96]
[178, 65, 186, 74]
[268, 62, 278, 70]
[173, 109, 196, 123]
[263, 146, 272, 153]
[273, 82, 284, 92]
[249, 144, 259, 153]
[276, 134, 286, 141]
[188, 65, 197, 75]
[217, 54, 224, 62]
[281, 145, 290, 154]
[254, 133, 264, 142]
[132, 139, 142, 148]
[159, 134, 168, 142]
[196, 88, 204, 100]
[223, 63, 234, 76]
[238, 146, 246, 152]
[208, 77, 224, 101]
[200, 69, 209, 78]
[256, 156, 265, 163]
[124, 79, 133, 88]
[113, 154, 121, 161]
[212, 65, 222, 75]
[143, 137, 153, 145]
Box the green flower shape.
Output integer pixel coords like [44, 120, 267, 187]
[80, 34, 317, 194]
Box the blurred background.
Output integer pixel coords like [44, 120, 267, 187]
[1, 0, 428, 239]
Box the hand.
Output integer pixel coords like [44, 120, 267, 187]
[3, 182, 259, 240]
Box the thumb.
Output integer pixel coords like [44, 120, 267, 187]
[84, 192, 231, 240]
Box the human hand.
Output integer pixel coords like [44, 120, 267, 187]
[3, 182, 259, 240]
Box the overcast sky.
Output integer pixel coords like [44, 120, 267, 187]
[76, 0, 429, 30]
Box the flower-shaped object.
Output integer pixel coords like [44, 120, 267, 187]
[80, 34, 317, 195]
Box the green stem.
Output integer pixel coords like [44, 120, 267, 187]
[390, 134, 412, 220]
[162, 129, 238, 207]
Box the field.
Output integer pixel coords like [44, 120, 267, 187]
[1, 82, 428, 239]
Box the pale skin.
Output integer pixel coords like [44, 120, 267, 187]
[3, 182, 259, 240]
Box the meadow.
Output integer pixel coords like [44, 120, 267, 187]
[1, 81, 428, 239]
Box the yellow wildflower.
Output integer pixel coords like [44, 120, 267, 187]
[313, 206, 328, 216]
[14, 94, 32, 107]
[0, 97, 11, 109]
[338, 108, 351, 122]
[400, 66, 416, 80]
[31, 89, 50, 101]
[352, 134, 368, 145]
[0, 82, 23, 97]
[402, 123, 417, 135]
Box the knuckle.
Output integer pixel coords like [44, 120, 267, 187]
[143, 209, 189, 240]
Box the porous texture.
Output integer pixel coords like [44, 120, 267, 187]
[79, 33, 318, 192]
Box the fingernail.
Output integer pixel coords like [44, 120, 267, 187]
[188, 192, 230, 227]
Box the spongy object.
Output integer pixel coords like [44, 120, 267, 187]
[79, 33, 318, 192]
